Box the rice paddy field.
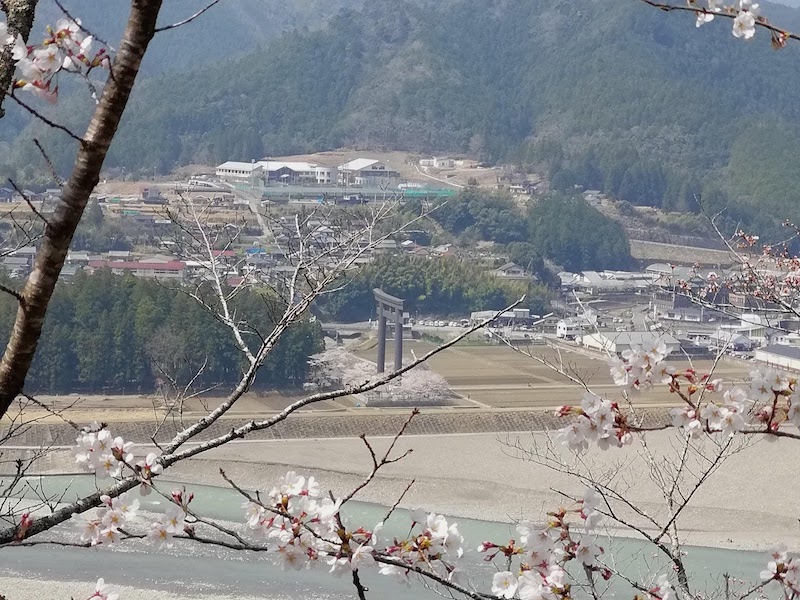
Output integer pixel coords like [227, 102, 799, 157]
[354, 340, 755, 409]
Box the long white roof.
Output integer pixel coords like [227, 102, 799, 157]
[339, 158, 380, 171]
[216, 161, 261, 171]
[258, 160, 319, 172]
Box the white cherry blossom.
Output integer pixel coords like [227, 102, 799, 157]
[651, 574, 675, 600]
[517, 571, 547, 600]
[350, 542, 375, 570]
[90, 578, 119, 600]
[147, 523, 175, 548]
[492, 571, 518, 599]
[575, 538, 601, 565]
[733, 11, 757, 39]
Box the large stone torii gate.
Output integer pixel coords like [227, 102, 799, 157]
[373, 288, 404, 373]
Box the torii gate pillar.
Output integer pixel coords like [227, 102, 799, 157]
[373, 288, 405, 373]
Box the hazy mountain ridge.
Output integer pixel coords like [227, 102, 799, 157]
[31, 0, 366, 74]
[6, 0, 800, 231]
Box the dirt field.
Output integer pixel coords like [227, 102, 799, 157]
[4, 390, 348, 425]
[7, 342, 756, 424]
[355, 341, 755, 409]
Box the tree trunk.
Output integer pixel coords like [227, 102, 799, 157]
[0, 0, 39, 118]
[0, 0, 164, 418]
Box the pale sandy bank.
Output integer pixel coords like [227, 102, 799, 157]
[0, 577, 328, 600]
[158, 429, 800, 553]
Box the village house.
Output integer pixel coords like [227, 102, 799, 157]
[419, 156, 455, 169]
[89, 259, 187, 282]
[215, 161, 263, 183]
[491, 262, 528, 280]
[338, 158, 400, 188]
[581, 331, 681, 356]
[556, 317, 591, 340]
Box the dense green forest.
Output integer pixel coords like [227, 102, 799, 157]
[427, 189, 631, 273]
[0, 271, 322, 394]
[430, 189, 527, 244]
[318, 255, 552, 322]
[5, 0, 800, 234]
[528, 194, 633, 272]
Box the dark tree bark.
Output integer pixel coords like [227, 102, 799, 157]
[0, 0, 39, 118]
[0, 0, 164, 418]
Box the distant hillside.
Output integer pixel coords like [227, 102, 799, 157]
[30, 0, 365, 75]
[0, 0, 363, 162]
[6, 0, 800, 235]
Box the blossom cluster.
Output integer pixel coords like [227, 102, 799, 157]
[479, 489, 636, 600]
[691, 0, 766, 41]
[73, 423, 162, 493]
[553, 341, 683, 451]
[670, 368, 800, 437]
[1, 17, 109, 103]
[240, 470, 466, 582]
[148, 503, 188, 548]
[554, 392, 631, 452]
[608, 338, 673, 393]
[73, 492, 139, 546]
[378, 510, 465, 584]
[555, 334, 800, 450]
[243, 470, 345, 570]
[761, 544, 800, 596]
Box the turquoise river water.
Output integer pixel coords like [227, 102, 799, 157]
[0, 475, 777, 599]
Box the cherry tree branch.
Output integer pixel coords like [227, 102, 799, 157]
[641, 0, 800, 44]
[154, 0, 222, 32]
[340, 408, 419, 506]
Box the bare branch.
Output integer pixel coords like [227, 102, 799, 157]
[154, 0, 222, 32]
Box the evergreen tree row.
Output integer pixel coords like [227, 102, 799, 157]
[318, 255, 552, 322]
[0, 270, 323, 395]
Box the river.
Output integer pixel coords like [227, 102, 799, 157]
[0, 475, 775, 599]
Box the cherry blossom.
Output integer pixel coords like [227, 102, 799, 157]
[136, 452, 163, 494]
[87, 578, 119, 600]
[649, 574, 675, 600]
[72, 492, 139, 546]
[147, 522, 176, 548]
[492, 571, 518, 599]
[2, 16, 111, 103]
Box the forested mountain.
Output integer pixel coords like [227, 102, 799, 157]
[6, 0, 800, 231]
[31, 0, 366, 75]
[0, 0, 364, 164]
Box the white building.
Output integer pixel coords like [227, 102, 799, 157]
[433, 156, 454, 168]
[215, 161, 263, 182]
[259, 160, 317, 184]
[582, 332, 681, 355]
[314, 165, 337, 184]
[754, 345, 800, 372]
[218, 159, 339, 185]
[556, 317, 590, 339]
[338, 158, 400, 187]
[770, 332, 800, 347]
[420, 156, 455, 169]
[708, 330, 754, 352]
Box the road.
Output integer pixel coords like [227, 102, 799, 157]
[414, 165, 464, 189]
